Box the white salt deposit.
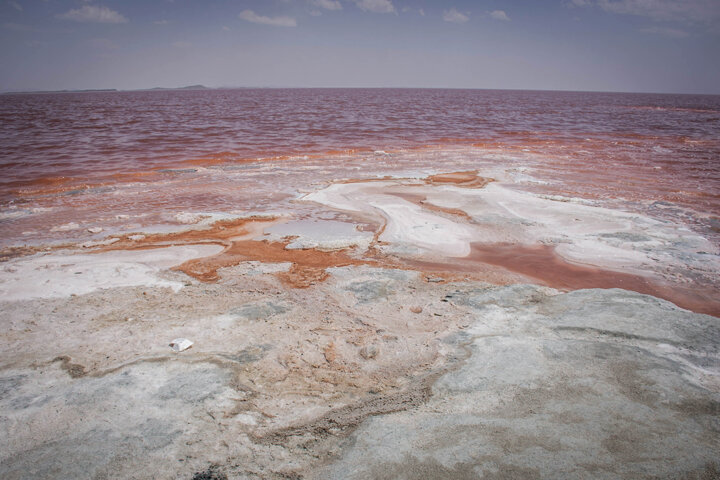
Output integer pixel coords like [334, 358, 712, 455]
[0, 244, 223, 301]
[265, 219, 374, 251]
[303, 180, 719, 275]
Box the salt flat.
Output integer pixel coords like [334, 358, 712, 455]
[0, 170, 718, 479]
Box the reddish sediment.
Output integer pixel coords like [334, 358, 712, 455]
[99, 217, 273, 250]
[387, 191, 473, 220]
[175, 239, 373, 286]
[87, 190, 719, 315]
[469, 243, 720, 317]
[425, 171, 494, 189]
[92, 217, 373, 288]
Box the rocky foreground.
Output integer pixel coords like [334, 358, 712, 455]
[1, 169, 719, 479]
[1, 261, 718, 479]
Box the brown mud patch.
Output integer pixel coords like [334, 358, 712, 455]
[98, 217, 277, 251]
[335, 170, 493, 190]
[387, 191, 473, 220]
[91, 216, 371, 288]
[53, 355, 87, 379]
[176, 239, 373, 285]
[425, 170, 494, 189]
[469, 243, 720, 317]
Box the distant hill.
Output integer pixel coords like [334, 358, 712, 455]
[1, 88, 118, 95]
[1, 85, 211, 95]
[146, 85, 209, 91]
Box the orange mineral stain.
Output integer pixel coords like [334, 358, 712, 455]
[425, 171, 494, 189]
[469, 243, 720, 317]
[175, 239, 373, 286]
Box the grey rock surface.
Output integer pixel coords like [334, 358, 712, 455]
[0, 267, 717, 479]
[313, 287, 720, 480]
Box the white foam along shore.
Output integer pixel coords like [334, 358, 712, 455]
[0, 244, 223, 301]
[303, 180, 719, 276]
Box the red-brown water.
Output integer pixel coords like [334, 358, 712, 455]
[1, 88, 719, 247]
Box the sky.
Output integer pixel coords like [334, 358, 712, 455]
[1, 0, 719, 94]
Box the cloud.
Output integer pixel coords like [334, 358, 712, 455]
[57, 5, 128, 24]
[239, 9, 297, 27]
[354, 0, 395, 14]
[640, 26, 690, 37]
[310, 0, 342, 11]
[443, 7, 469, 23]
[578, 0, 720, 25]
[154, 19, 169, 25]
[490, 10, 510, 21]
[8, 1, 22, 12]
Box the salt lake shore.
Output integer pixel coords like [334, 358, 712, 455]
[1, 170, 719, 479]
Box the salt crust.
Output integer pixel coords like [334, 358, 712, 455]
[0, 244, 223, 301]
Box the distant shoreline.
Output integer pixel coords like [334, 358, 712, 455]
[0, 84, 210, 95]
[3, 86, 720, 97]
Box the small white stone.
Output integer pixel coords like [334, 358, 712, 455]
[87, 227, 103, 234]
[169, 338, 193, 352]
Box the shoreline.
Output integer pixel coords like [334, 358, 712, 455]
[3, 169, 718, 314]
[1, 160, 719, 478]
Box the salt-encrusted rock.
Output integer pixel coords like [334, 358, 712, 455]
[87, 227, 103, 234]
[128, 234, 146, 241]
[315, 286, 720, 480]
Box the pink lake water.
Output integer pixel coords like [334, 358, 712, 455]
[1, 88, 719, 247]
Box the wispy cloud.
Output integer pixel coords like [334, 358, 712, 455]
[443, 7, 469, 24]
[577, 0, 720, 25]
[490, 10, 510, 21]
[239, 9, 297, 27]
[57, 5, 128, 24]
[8, 1, 22, 12]
[154, 19, 170, 25]
[354, 0, 396, 14]
[310, 0, 342, 11]
[640, 26, 690, 38]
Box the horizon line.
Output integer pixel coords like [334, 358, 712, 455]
[2, 85, 720, 97]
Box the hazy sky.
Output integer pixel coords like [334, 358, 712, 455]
[1, 0, 719, 93]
